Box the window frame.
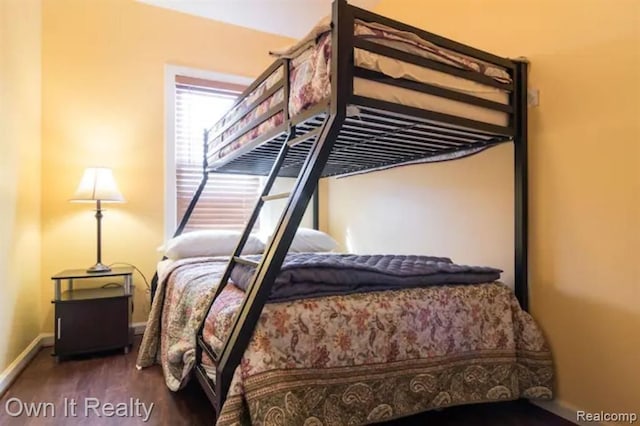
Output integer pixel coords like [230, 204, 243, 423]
[164, 65, 253, 242]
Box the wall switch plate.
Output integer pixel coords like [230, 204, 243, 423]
[528, 88, 540, 107]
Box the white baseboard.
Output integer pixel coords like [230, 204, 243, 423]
[0, 333, 50, 397]
[40, 333, 54, 348]
[533, 399, 604, 426]
[132, 321, 147, 336]
[1, 322, 147, 397]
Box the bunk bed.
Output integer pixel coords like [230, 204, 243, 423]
[137, 1, 553, 424]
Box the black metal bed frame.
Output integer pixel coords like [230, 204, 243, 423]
[152, 0, 529, 416]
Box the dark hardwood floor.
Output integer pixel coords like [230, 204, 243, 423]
[0, 337, 574, 425]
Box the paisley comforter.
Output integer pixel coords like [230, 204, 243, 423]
[137, 257, 553, 425]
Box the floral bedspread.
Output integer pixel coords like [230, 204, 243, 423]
[138, 257, 554, 425]
[136, 257, 229, 391]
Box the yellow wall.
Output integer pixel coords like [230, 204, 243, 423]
[0, 0, 42, 372]
[40, 0, 294, 329]
[324, 0, 639, 417]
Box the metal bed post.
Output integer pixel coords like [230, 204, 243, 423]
[173, 129, 211, 238]
[514, 60, 529, 311]
[312, 189, 320, 230]
[150, 129, 210, 302]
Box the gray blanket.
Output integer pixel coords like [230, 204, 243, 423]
[230, 253, 501, 302]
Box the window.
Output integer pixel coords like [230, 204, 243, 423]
[173, 74, 262, 233]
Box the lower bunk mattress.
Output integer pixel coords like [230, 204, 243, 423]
[137, 256, 553, 426]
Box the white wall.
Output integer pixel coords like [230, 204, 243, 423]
[324, 144, 514, 285]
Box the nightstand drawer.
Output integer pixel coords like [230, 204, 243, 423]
[54, 291, 131, 357]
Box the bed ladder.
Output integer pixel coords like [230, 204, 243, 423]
[195, 0, 353, 411]
[195, 113, 346, 412]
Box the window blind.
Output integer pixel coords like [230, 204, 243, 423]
[175, 78, 262, 232]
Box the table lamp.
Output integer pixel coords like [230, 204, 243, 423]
[71, 167, 125, 273]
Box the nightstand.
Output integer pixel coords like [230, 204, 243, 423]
[51, 267, 134, 361]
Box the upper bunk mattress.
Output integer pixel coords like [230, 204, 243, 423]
[207, 19, 512, 165]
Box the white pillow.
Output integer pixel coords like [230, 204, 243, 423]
[163, 230, 264, 260]
[276, 228, 338, 253]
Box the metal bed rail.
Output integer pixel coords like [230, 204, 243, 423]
[210, 2, 520, 179]
[206, 59, 290, 171]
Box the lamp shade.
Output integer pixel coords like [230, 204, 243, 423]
[71, 167, 125, 203]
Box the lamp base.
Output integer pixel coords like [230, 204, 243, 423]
[87, 262, 111, 273]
